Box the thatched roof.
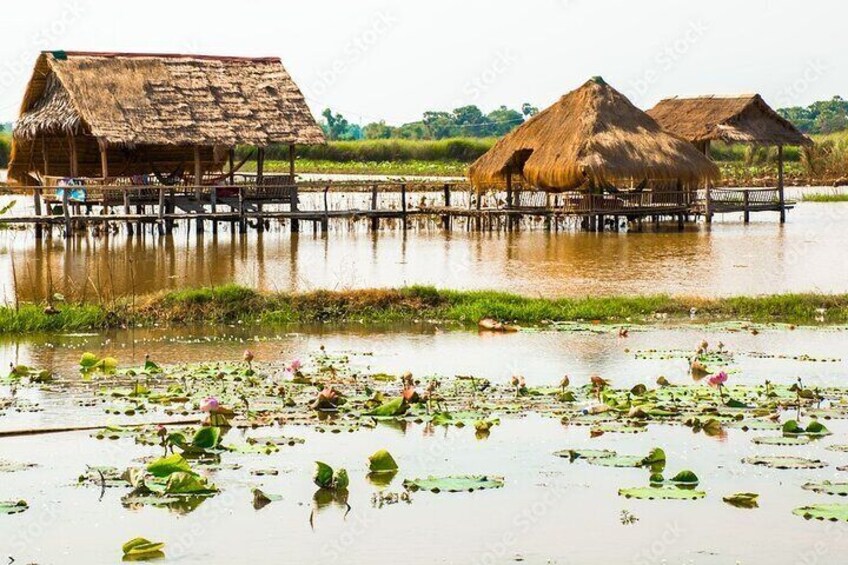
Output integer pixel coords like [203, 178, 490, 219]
[647, 94, 811, 146]
[468, 78, 719, 191]
[13, 51, 324, 146]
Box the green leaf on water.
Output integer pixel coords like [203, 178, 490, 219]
[403, 475, 504, 493]
[367, 397, 406, 417]
[586, 455, 647, 468]
[80, 352, 100, 369]
[122, 537, 165, 560]
[368, 449, 398, 473]
[0, 500, 28, 514]
[313, 461, 334, 488]
[723, 492, 759, 509]
[553, 449, 616, 462]
[802, 481, 848, 497]
[752, 435, 811, 446]
[642, 447, 667, 473]
[252, 488, 282, 510]
[669, 470, 699, 484]
[0, 460, 37, 473]
[164, 472, 217, 495]
[191, 426, 221, 449]
[793, 503, 848, 522]
[147, 454, 194, 478]
[742, 455, 827, 469]
[618, 486, 705, 500]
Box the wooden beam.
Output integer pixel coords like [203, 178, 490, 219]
[228, 148, 235, 185]
[704, 140, 712, 224]
[288, 144, 295, 180]
[256, 147, 265, 186]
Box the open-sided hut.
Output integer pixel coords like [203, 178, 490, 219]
[8, 50, 324, 235]
[647, 94, 811, 222]
[468, 78, 719, 202]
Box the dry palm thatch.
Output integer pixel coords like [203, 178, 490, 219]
[9, 51, 324, 183]
[468, 78, 719, 192]
[647, 94, 811, 146]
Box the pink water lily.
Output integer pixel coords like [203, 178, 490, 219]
[199, 397, 220, 413]
[708, 372, 728, 388]
[290, 358, 302, 372]
[243, 350, 254, 367]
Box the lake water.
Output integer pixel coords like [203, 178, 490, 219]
[2, 195, 848, 303]
[1, 325, 848, 564]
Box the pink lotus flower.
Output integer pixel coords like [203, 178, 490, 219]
[290, 358, 302, 372]
[243, 350, 254, 365]
[708, 372, 728, 388]
[199, 397, 219, 413]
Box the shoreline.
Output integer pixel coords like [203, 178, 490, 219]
[2, 284, 848, 334]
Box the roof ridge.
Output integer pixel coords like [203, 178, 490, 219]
[45, 50, 281, 63]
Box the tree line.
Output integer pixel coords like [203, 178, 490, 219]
[321, 103, 539, 141]
[777, 96, 848, 134]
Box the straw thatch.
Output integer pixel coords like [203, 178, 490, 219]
[468, 78, 719, 192]
[9, 51, 324, 183]
[647, 94, 811, 146]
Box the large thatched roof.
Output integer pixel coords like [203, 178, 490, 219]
[13, 51, 324, 146]
[647, 94, 811, 146]
[468, 78, 719, 191]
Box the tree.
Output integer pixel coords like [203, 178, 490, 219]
[486, 106, 524, 136]
[422, 111, 456, 139]
[452, 105, 489, 137]
[363, 121, 395, 139]
[321, 109, 362, 140]
[521, 103, 539, 117]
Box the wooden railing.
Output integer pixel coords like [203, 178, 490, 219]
[556, 191, 693, 214]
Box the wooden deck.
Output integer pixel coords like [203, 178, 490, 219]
[1, 179, 792, 237]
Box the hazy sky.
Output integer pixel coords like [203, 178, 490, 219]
[1, 0, 844, 125]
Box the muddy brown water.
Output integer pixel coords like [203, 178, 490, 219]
[1, 325, 848, 563]
[1, 195, 848, 303]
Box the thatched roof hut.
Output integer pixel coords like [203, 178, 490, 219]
[646, 94, 811, 147]
[468, 77, 719, 192]
[8, 51, 324, 184]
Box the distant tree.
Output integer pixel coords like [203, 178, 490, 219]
[778, 96, 848, 134]
[485, 106, 524, 136]
[321, 109, 362, 140]
[452, 105, 489, 137]
[363, 121, 395, 139]
[422, 111, 456, 139]
[394, 121, 428, 139]
[521, 103, 539, 117]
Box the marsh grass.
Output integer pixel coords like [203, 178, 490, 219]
[2, 285, 848, 334]
[801, 189, 848, 202]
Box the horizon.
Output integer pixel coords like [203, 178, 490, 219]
[1, 0, 845, 126]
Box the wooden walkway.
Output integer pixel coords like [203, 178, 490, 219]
[0, 180, 792, 236]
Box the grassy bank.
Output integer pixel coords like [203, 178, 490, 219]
[261, 158, 468, 176]
[2, 285, 848, 334]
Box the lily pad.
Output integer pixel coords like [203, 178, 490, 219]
[585, 455, 647, 468]
[742, 455, 827, 469]
[122, 537, 165, 561]
[368, 449, 399, 473]
[723, 492, 759, 509]
[553, 449, 616, 462]
[0, 460, 37, 472]
[618, 486, 705, 500]
[802, 481, 848, 496]
[793, 503, 848, 522]
[403, 475, 504, 493]
[252, 488, 282, 510]
[752, 436, 811, 446]
[0, 500, 28, 514]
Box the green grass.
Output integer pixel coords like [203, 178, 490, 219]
[2, 285, 848, 334]
[801, 191, 848, 202]
[260, 158, 468, 176]
[0, 132, 10, 168]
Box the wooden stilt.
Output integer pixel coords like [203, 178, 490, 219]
[401, 183, 408, 230]
[443, 183, 451, 230]
[370, 184, 379, 231]
[288, 144, 299, 233]
[777, 144, 786, 224]
[743, 190, 750, 223]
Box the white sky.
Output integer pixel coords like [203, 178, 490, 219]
[0, 0, 843, 125]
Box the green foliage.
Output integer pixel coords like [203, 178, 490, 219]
[779, 96, 848, 134]
[0, 131, 10, 168]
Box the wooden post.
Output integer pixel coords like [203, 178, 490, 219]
[157, 186, 165, 234]
[62, 183, 71, 237]
[704, 140, 713, 224]
[505, 172, 513, 230]
[475, 188, 482, 231]
[211, 183, 219, 234]
[401, 183, 408, 230]
[288, 145, 299, 233]
[68, 135, 78, 178]
[194, 146, 203, 200]
[777, 144, 786, 224]
[33, 185, 44, 239]
[123, 187, 134, 236]
[228, 148, 235, 186]
[743, 190, 750, 223]
[443, 183, 451, 230]
[370, 184, 379, 231]
[238, 186, 245, 233]
[322, 185, 330, 232]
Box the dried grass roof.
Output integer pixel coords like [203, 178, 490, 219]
[13, 51, 325, 146]
[468, 78, 719, 191]
[647, 94, 811, 146]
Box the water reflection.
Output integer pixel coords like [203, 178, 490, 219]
[2, 202, 848, 302]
